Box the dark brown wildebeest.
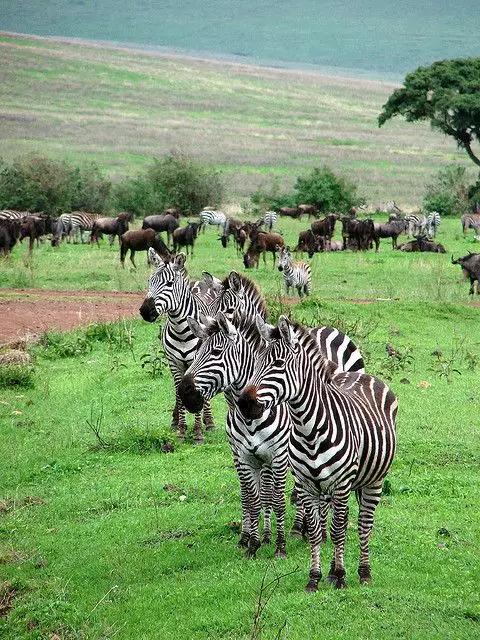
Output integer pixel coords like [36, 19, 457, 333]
[20, 215, 54, 252]
[243, 231, 284, 268]
[398, 236, 446, 253]
[311, 214, 337, 240]
[298, 204, 317, 219]
[279, 206, 301, 219]
[0, 218, 21, 255]
[342, 217, 374, 251]
[90, 214, 130, 246]
[172, 222, 201, 256]
[451, 252, 480, 294]
[120, 229, 170, 268]
[294, 229, 325, 258]
[373, 219, 406, 251]
[142, 214, 180, 247]
[220, 217, 246, 254]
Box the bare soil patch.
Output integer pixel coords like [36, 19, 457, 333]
[0, 289, 143, 346]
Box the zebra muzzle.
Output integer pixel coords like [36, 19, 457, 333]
[139, 297, 159, 322]
[238, 385, 265, 420]
[178, 374, 204, 413]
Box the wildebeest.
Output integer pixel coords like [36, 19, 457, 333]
[164, 207, 182, 219]
[373, 219, 406, 251]
[142, 214, 180, 246]
[278, 206, 301, 219]
[243, 232, 284, 268]
[398, 236, 446, 253]
[294, 229, 325, 258]
[220, 218, 247, 253]
[90, 214, 130, 246]
[298, 204, 317, 219]
[20, 215, 54, 252]
[0, 218, 21, 255]
[120, 229, 170, 268]
[311, 214, 337, 240]
[342, 217, 375, 250]
[172, 222, 201, 256]
[451, 253, 480, 294]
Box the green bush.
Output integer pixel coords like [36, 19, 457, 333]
[111, 173, 157, 219]
[293, 165, 362, 213]
[69, 162, 111, 213]
[423, 165, 470, 216]
[250, 176, 297, 212]
[0, 364, 35, 389]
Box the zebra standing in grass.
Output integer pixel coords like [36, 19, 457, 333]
[426, 211, 441, 238]
[461, 213, 480, 236]
[179, 311, 365, 559]
[277, 246, 311, 297]
[199, 209, 227, 233]
[263, 211, 277, 231]
[54, 212, 102, 243]
[405, 212, 427, 237]
[0, 210, 29, 222]
[239, 316, 397, 592]
[139, 251, 216, 443]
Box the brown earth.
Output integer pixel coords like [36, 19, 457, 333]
[0, 289, 144, 346]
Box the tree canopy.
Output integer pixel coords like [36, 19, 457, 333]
[378, 58, 480, 166]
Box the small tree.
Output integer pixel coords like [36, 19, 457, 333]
[111, 174, 157, 219]
[70, 162, 111, 213]
[423, 165, 470, 216]
[378, 58, 480, 167]
[293, 166, 361, 213]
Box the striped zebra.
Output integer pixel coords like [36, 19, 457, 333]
[239, 316, 397, 590]
[54, 212, 102, 243]
[0, 210, 29, 222]
[405, 212, 427, 236]
[139, 250, 216, 443]
[263, 211, 277, 231]
[461, 213, 480, 236]
[179, 311, 365, 559]
[426, 211, 441, 238]
[199, 209, 226, 233]
[277, 246, 311, 297]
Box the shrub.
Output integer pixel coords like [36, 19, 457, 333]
[0, 364, 35, 389]
[423, 165, 470, 216]
[111, 173, 157, 219]
[69, 162, 111, 213]
[250, 176, 297, 213]
[293, 166, 362, 213]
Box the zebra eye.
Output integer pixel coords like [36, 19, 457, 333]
[272, 359, 285, 368]
[211, 348, 223, 356]
[165, 279, 174, 286]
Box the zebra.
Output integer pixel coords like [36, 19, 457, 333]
[54, 212, 102, 243]
[263, 211, 277, 231]
[199, 209, 226, 233]
[239, 316, 397, 591]
[405, 212, 427, 237]
[0, 210, 29, 222]
[277, 246, 311, 297]
[139, 250, 216, 443]
[461, 213, 480, 236]
[426, 211, 441, 238]
[179, 311, 365, 559]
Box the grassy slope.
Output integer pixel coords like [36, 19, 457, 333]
[1, 218, 480, 639]
[0, 32, 474, 204]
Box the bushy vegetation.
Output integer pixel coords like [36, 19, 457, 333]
[0, 363, 34, 389]
[423, 165, 470, 216]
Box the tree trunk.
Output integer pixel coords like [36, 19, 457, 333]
[462, 139, 480, 167]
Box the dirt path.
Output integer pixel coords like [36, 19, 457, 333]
[0, 289, 144, 346]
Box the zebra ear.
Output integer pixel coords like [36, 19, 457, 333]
[278, 315, 298, 346]
[198, 312, 215, 327]
[255, 315, 274, 343]
[173, 253, 186, 270]
[216, 311, 237, 341]
[148, 248, 164, 268]
[187, 316, 208, 340]
[228, 271, 244, 295]
[202, 271, 223, 289]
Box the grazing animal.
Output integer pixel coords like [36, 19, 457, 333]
[372, 219, 406, 251]
[243, 232, 284, 268]
[220, 217, 243, 250]
[178, 310, 365, 558]
[327, 239, 343, 251]
[277, 246, 311, 297]
[164, 207, 182, 219]
[278, 206, 301, 219]
[426, 211, 441, 238]
[0, 210, 29, 223]
[90, 215, 130, 246]
[461, 213, 480, 236]
[139, 251, 216, 443]
[405, 212, 427, 237]
[298, 204, 318, 219]
[172, 222, 201, 256]
[451, 253, 480, 295]
[52, 212, 102, 244]
[120, 229, 170, 268]
[263, 211, 278, 231]
[199, 209, 226, 232]
[238, 316, 397, 591]
[142, 214, 180, 246]
[398, 236, 446, 253]
[295, 229, 325, 258]
[311, 214, 336, 240]
[342, 218, 374, 250]
[20, 215, 53, 252]
[0, 218, 21, 255]
[51, 216, 73, 246]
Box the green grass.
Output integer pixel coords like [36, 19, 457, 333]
[1, 216, 480, 638]
[0, 32, 476, 203]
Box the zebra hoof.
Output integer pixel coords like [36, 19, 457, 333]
[290, 526, 303, 538]
[328, 567, 346, 589]
[262, 532, 272, 544]
[193, 436, 205, 445]
[238, 533, 250, 548]
[274, 546, 287, 559]
[204, 421, 215, 431]
[305, 580, 319, 593]
[246, 539, 260, 558]
[358, 565, 371, 584]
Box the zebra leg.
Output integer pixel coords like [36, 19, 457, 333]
[272, 462, 288, 558]
[290, 484, 305, 537]
[240, 464, 261, 558]
[235, 458, 252, 548]
[202, 399, 215, 430]
[260, 467, 273, 544]
[327, 493, 350, 589]
[301, 493, 323, 592]
[356, 484, 382, 584]
[193, 411, 204, 444]
[319, 495, 330, 543]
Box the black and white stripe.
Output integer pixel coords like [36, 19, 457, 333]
[0, 210, 29, 222]
[426, 211, 441, 237]
[461, 213, 480, 236]
[278, 246, 311, 297]
[239, 316, 396, 590]
[199, 209, 227, 231]
[55, 212, 102, 243]
[263, 211, 277, 231]
[405, 212, 427, 236]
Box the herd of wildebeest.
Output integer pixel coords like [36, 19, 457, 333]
[1, 200, 480, 294]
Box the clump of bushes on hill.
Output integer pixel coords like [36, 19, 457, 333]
[423, 165, 471, 216]
[0, 155, 111, 215]
[251, 165, 362, 213]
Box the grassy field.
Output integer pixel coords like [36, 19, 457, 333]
[1, 216, 480, 639]
[0, 32, 475, 205]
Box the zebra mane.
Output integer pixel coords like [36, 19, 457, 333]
[205, 314, 263, 349]
[220, 272, 267, 317]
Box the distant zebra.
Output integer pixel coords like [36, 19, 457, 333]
[199, 209, 226, 232]
[55, 212, 102, 243]
[405, 212, 427, 236]
[461, 213, 480, 236]
[263, 211, 277, 231]
[0, 210, 29, 222]
[277, 246, 311, 297]
[426, 211, 441, 238]
[179, 311, 366, 559]
[239, 316, 397, 591]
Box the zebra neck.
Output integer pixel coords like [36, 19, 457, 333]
[287, 359, 330, 435]
[166, 285, 207, 335]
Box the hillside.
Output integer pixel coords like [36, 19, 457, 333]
[0, 32, 473, 205]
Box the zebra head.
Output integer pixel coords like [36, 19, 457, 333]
[139, 250, 187, 322]
[238, 315, 299, 420]
[178, 312, 241, 413]
[209, 271, 246, 320]
[277, 245, 291, 272]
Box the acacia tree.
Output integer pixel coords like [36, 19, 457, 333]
[378, 58, 480, 167]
